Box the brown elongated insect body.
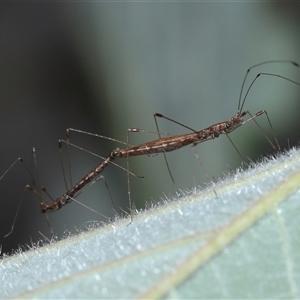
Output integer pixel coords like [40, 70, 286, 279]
[39, 113, 267, 215]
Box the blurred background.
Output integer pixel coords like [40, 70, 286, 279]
[1, 2, 300, 255]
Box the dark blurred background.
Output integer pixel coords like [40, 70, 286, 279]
[1, 3, 300, 255]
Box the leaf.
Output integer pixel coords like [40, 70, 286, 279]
[1, 148, 300, 299]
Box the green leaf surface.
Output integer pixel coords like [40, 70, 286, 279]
[1, 148, 300, 299]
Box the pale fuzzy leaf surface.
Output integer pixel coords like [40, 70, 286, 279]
[1, 147, 300, 299]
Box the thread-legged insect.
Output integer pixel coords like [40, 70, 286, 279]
[2, 60, 300, 237]
[44, 60, 300, 216]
